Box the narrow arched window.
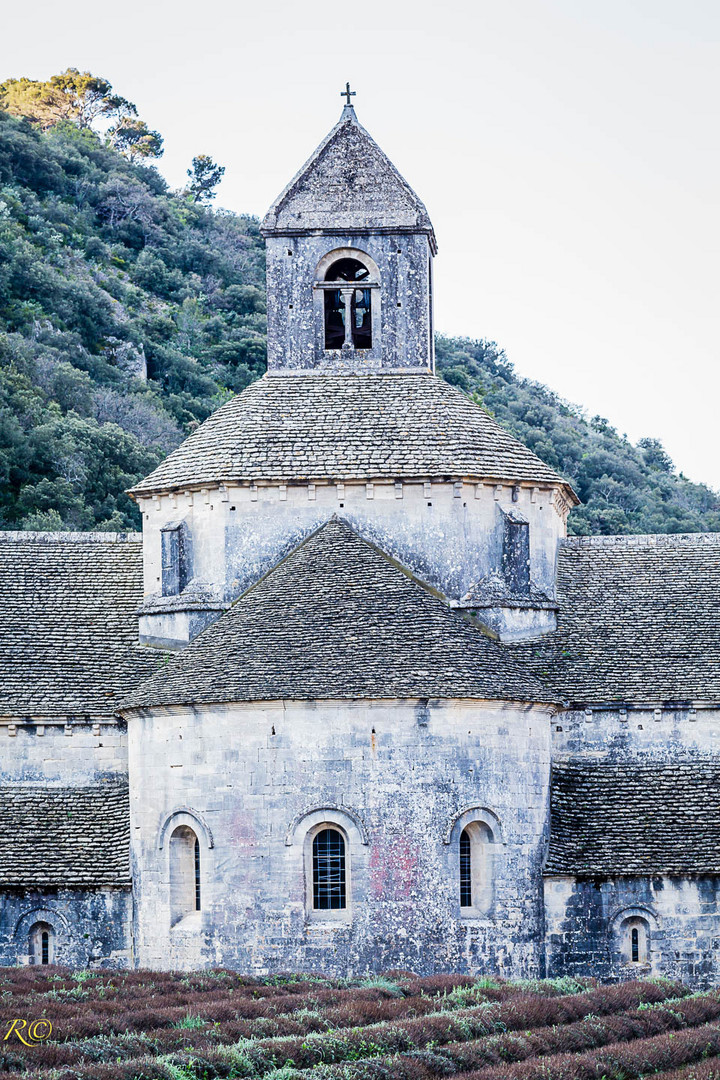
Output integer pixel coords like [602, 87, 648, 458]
[194, 836, 201, 911]
[170, 825, 201, 926]
[622, 916, 649, 964]
[459, 829, 472, 907]
[312, 828, 346, 909]
[458, 821, 494, 915]
[324, 258, 372, 351]
[29, 922, 55, 965]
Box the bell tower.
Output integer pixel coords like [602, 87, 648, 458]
[260, 93, 437, 374]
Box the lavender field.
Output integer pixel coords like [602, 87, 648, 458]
[2, 970, 720, 1080]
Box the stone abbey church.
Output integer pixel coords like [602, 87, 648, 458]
[2, 101, 719, 984]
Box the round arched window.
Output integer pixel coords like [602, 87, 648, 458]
[312, 827, 346, 910]
[621, 915, 650, 964]
[458, 821, 494, 915]
[28, 921, 55, 965]
[325, 258, 370, 283]
[169, 825, 201, 926]
[324, 257, 373, 351]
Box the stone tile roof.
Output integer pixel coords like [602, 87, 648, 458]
[122, 519, 556, 711]
[0, 782, 130, 887]
[547, 762, 720, 876]
[0, 533, 161, 719]
[130, 373, 574, 496]
[514, 533, 720, 706]
[261, 106, 435, 242]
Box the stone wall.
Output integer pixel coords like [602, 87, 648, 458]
[0, 721, 127, 783]
[553, 708, 720, 762]
[545, 709, 720, 988]
[545, 875, 720, 987]
[0, 889, 132, 968]
[265, 233, 433, 374]
[128, 698, 554, 975]
[137, 480, 566, 648]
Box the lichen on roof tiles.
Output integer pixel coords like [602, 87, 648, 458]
[0, 782, 130, 887]
[130, 373, 574, 496]
[0, 532, 162, 718]
[514, 532, 720, 706]
[547, 762, 720, 876]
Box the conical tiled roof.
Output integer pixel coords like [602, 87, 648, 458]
[129, 372, 577, 497]
[261, 105, 435, 244]
[122, 519, 556, 710]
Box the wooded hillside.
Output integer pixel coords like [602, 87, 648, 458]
[0, 74, 717, 534]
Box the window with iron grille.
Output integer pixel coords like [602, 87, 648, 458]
[313, 828, 346, 909]
[194, 837, 201, 911]
[459, 828, 472, 907]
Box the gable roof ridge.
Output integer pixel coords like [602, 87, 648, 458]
[232, 516, 458, 614]
[232, 514, 346, 605]
[323, 519, 500, 639]
[248, 516, 499, 636]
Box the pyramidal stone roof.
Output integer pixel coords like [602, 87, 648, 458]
[130, 373, 575, 497]
[261, 105, 435, 244]
[121, 519, 556, 711]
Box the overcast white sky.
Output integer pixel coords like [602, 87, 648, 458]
[3, 0, 719, 488]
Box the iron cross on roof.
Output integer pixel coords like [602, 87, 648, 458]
[341, 82, 356, 106]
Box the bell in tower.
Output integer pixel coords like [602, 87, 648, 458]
[260, 88, 437, 374]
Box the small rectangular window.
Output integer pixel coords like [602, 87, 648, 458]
[502, 511, 530, 596]
[161, 521, 192, 597]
